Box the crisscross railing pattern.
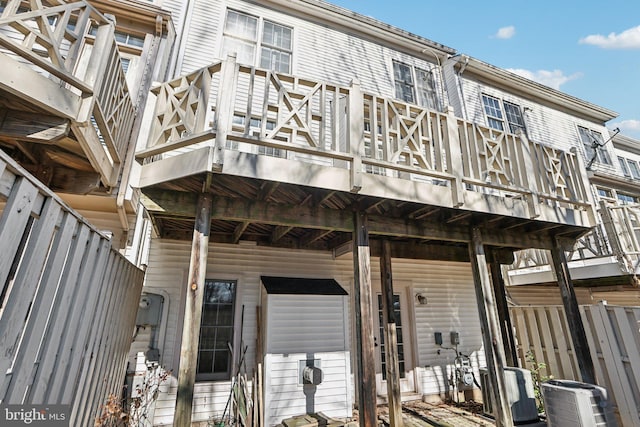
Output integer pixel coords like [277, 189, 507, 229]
[138, 56, 595, 224]
[1, 0, 136, 182]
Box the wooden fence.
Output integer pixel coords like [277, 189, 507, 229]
[511, 303, 640, 426]
[0, 149, 145, 426]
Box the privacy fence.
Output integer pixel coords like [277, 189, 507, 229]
[511, 303, 640, 426]
[0, 149, 144, 426]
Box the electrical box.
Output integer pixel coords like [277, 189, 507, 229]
[450, 331, 460, 345]
[135, 293, 163, 327]
[299, 359, 322, 385]
[434, 332, 443, 345]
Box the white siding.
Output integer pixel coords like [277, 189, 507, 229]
[136, 239, 488, 425]
[458, 74, 617, 176]
[263, 294, 351, 425]
[174, 0, 443, 106]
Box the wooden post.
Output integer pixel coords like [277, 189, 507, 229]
[550, 237, 596, 384]
[488, 250, 518, 367]
[213, 54, 238, 169]
[348, 80, 363, 193]
[352, 212, 377, 427]
[174, 193, 212, 426]
[380, 240, 403, 427]
[468, 228, 514, 427]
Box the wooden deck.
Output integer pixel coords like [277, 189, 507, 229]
[0, 0, 136, 191]
[134, 56, 597, 255]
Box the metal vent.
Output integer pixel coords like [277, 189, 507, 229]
[541, 380, 617, 427]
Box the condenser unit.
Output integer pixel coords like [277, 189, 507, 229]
[541, 380, 617, 427]
[479, 367, 539, 424]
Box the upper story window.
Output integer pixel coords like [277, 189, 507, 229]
[392, 61, 439, 110]
[481, 94, 526, 135]
[578, 126, 612, 166]
[618, 156, 640, 180]
[222, 10, 292, 73]
[617, 192, 639, 205]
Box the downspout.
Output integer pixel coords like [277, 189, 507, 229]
[447, 54, 469, 121]
[116, 16, 164, 249]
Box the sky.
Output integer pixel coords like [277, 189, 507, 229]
[327, 0, 640, 139]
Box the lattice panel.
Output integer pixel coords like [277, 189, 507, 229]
[539, 145, 571, 199]
[150, 69, 212, 147]
[0, 0, 101, 79]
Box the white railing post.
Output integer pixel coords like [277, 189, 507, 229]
[348, 79, 364, 192]
[519, 134, 541, 219]
[571, 147, 597, 225]
[213, 54, 238, 170]
[445, 107, 465, 207]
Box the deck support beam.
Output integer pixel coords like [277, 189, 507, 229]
[352, 212, 377, 427]
[550, 237, 595, 384]
[380, 239, 402, 427]
[469, 228, 514, 427]
[174, 193, 213, 427]
[488, 249, 518, 367]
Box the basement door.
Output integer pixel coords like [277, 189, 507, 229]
[374, 289, 415, 394]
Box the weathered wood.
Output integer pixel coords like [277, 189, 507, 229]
[352, 212, 377, 427]
[380, 239, 403, 427]
[348, 80, 363, 192]
[0, 110, 70, 142]
[488, 249, 518, 367]
[174, 193, 213, 426]
[468, 228, 514, 427]
[549, 237, 595, 384]
[213, 54, 238, 168]
[141, 189, 558, 250]
[0, 52, 83, 120]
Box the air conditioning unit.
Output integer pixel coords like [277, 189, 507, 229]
[541, 380, 617, 427]
[479, 367, 539, 424]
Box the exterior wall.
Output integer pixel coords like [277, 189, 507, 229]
[263, 294, 351, 425]
[507, 285, 640, 307]
[456, 73, 617, 175]
[136, 239, 485, 425]
[169, 0, 442, 105]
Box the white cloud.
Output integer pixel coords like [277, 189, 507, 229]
[611, 119, 640, 134]
[579, 25, 640, 49]
[493, 26, 515, 39]
[506, 68, 582, 90]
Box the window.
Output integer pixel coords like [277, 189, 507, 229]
[197, 279, 236, 380]
[481, 94, 527, 135]
[618, 156, 640, 180]
[578, 126, 612, 166]
[392, 61, 439, 109]
[222, 10, 292, 73]
[617, 193, 639, 205]
[597, 188, 613, 199]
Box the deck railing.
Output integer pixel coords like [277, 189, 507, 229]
[509, 202, 640, 277]
[0, 0, 135, 186]
[137, 56, 595, 223]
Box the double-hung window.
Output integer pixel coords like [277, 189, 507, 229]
[618, 156, 640, 180]
[197, 279, 236, 380]
[578, 126, 612, 166]
[222, 10, 292, 73]
[481, 94, 526, 135]
[392, 61, 439, 110]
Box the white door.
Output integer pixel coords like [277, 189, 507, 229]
[374, 289, 415, 394]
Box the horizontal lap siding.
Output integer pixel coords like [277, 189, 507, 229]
[265, 352, 351, 426]
[142, 240, 481, 424]
[178, 0, 442, 102]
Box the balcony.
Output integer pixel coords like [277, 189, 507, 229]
[507, 202, 640, 286]
[136, 56, 597, 249]
[0, 0, 135, 191]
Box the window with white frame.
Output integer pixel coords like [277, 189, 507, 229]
[392, 61, 439, 109]
[222, 9, 292, 73]
[481, 94, 527, 135]
[618, 156, 640, 180]
[578, 126, 612, 166]
[197, 279, 236, 380]
[617, 192, 639, 205]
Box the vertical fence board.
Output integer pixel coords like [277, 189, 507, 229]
[0, 151, 144, 424]
[511, 303, 640, 426]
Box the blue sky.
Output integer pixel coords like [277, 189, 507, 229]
[327, 0, 640, 139]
